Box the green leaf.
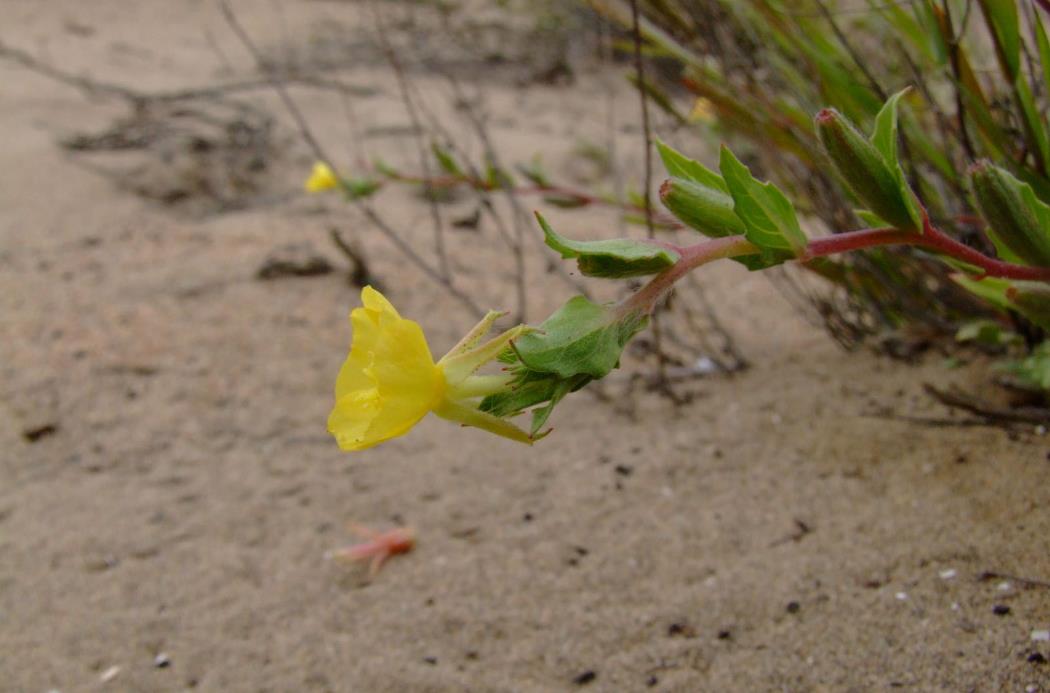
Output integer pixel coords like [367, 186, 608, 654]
[431, 143, 463, 177]
[1000, 342, 1050, 389]
[718, 146, 806, 265]
[955, 319, 1019, 346]
[512, 295, 648, 379]
[977, 0, 1021, 80]
[537, 213, 679, 278]
[516, 156, 551, 187]
[952, 274, 1014, 312]
[869, 89, 923, 228]
[655, 139, 728, 193]
[1035, 13, 1050, 115]
[343, 178, 382, 200]
[870, 89, 907, 169]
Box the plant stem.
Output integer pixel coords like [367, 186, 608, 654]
[619, 235, 759, 315]
[625, 221, 1050, 317]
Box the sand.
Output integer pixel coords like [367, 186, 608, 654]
[1, 2, 1048, 691]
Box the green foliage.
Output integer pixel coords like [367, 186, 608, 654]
[342, 178, 382, 200]
[591, 0, 1050, 373]
[431, 143, 464, 177]
[1000, 342, 1050, 389]
[482, 294, 648, 434]
[658, 177, 747, 239]
[513, 295, 648, 379]
[955, 319, 1019, 347]
[537, 213, 679, 278]
[969, 161, 1050, 267]
[815, 104, 919, 232]
[655, 139, 728, 193]
[718, 146, 806, 266]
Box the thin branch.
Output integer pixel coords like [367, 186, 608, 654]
[371, 5, 450, 280]
[630, 0, 678, 400]
[217, 0, 483, 317]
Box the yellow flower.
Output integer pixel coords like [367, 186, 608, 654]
[305, 161, 339, 193]
[328, 287, 535, 451]
[688, 97, 716, 124]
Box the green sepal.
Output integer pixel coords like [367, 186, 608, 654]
[480, 371, 591, 435]
[537, 213, 679, 278]
[513, 295, 648, 379]
[718, 146, 807, 267]
[969, 161, 1050, 267]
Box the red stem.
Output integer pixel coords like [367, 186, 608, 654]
[626, 221, 1050, 315]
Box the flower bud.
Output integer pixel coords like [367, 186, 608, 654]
[969, 160, 1050, 267]
[815, 109, 918, 232]
[659, 177, 746, 238]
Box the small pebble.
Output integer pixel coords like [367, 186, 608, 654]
[998, 581, 1012, 592]
[786, 601, 801, 614]
[154, 653, 171, 668]
[1028, 652, 1047, 664]
[422, 656, 437, 665]
[1025, 685, 1039, 693]
[895, 592, 908, 601]
[572, 670, 597, 686]
[100, 666, 120, 683]
[939, 569, 957, 580]
[646, 675, 659, 687]
[1032, 629, 1050, 642]
[992, 604, 1011, 616]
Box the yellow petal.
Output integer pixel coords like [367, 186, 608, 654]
[328, 287, 444, 450]
[328, 388, 381, 451]
[305, 162, 339, 193]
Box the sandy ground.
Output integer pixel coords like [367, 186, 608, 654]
[1, 2, 1049, 692]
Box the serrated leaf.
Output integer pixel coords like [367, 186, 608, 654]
[718, 146, 806, 264]
[655, 139, 728, 193]
[537, 213, 679, 278]
[513, 295, 648, 379]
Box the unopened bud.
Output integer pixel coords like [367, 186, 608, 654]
[659, 177, 746, 238]
[969, 160, 1050, 267]
[815, 109, 918, 232]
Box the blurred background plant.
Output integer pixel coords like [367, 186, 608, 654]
[586, 0, 1050, 395]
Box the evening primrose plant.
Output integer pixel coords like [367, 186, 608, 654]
[316, 87, 1050, 448]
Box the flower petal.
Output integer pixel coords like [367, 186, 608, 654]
[328, 388, 382, 450]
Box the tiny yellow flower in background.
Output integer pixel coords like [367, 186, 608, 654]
[688, 97, 716, 124]
[328, 286, 535, 451]
[305, 161, 339, 193]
